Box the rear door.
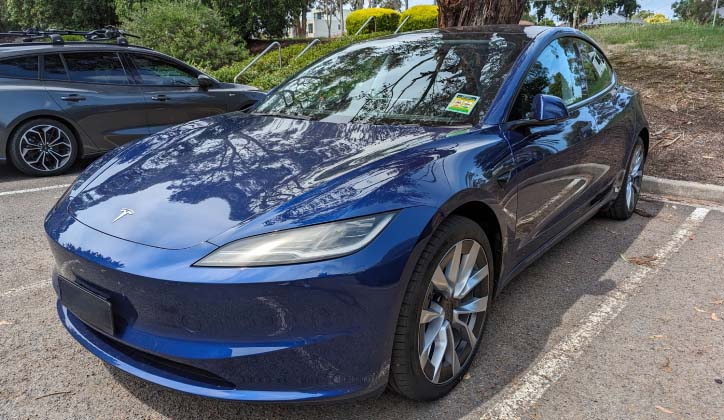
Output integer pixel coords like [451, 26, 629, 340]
[505, 37, 610, 262]
[43, 52, 150, 149]
[572, 38, 629, 186]
[125, 53, 228, 133]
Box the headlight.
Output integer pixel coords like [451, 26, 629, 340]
[195, 212, 397, 267]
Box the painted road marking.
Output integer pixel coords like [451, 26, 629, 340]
[465, 207, 710, 420]
[0, 184, 70, 197]
[0, 280, 50, 299]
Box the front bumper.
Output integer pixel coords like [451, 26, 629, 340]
[47, 206, 436, 402]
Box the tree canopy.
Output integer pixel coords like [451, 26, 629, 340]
[3, 0, 117, 30]
[533, 0, 640, 28]
[672, 0, 719, 24]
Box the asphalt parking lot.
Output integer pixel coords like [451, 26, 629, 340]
[1, 162, 723, 420]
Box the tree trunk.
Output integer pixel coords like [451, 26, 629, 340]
[339, 0, 345, 34]
[437, 0, 527, 27]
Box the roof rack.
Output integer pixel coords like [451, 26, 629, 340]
[0, 26, 138, 46]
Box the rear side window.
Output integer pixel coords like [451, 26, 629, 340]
[511, 38, 586, 120]
[0, 56, 39, 79]
[575, 40, 613, 97]
[43, 54, 68, 81]
[129, 54, 198, 87]
[63, 52, 128, 85]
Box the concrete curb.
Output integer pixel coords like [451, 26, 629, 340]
[642, 175, 724, 205]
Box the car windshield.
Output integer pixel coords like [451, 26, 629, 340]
[253, 32, 526, 127]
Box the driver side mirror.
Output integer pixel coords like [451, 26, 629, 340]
[532, 94, 569, 122]
[197, 74, 214, 90]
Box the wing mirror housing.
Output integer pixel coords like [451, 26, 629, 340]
[197, 74, 214, 90]
[532, 94, 569, 122]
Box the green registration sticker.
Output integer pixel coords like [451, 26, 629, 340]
[446, 93, 480, 115]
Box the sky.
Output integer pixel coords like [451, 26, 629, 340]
[406, 0, 677, 18]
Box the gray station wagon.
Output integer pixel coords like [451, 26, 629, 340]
[0, 38, 264, 176]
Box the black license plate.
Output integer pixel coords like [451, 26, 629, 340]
[59, 277, 114, 336]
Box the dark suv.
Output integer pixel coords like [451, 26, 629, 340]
[0, 39, 264, 176]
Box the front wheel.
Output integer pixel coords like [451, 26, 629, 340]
[602, 137, 645, 220]
[8, 119, 78, 176]
[389, 215, 493, 401]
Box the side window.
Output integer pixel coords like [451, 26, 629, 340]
[511, 38, 586, 120]
[63, 52, 128, 85]
[129, 54, 198, 87]
[0, 56, 39, 79]
[43, 54, 68, 81]
[575, 40, 613, 97]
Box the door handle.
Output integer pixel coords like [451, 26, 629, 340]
[60, 94, 86, 102]
[151, 95, 170, 102]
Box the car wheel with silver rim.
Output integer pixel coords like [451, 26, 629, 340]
[601, 136, 646, 220]
[9, 119, 78, 176]
[390, 215, 493, 401]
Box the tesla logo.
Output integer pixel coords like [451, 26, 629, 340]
[112, 208, 135, 223]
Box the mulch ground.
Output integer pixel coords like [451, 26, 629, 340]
[605, 46, 724, 186]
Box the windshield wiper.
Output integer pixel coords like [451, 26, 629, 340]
[251, 111, 313, 121]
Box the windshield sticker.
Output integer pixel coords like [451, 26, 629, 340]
[446, 93, 480, 115]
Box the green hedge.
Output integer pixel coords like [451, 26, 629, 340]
[346, 8, 401, 35]
[209, 32, 390, 90]
[400, 5, 438, 31]
[122, 0, 246, 70]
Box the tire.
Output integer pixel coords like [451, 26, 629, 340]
[389, 215, 494, 401]
[8, 118, 78, 176]
[601, 136, 645, 220]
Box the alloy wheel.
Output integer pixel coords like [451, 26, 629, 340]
[418, 239, 490, 384]
[626, 143, 644, 211]
[18, 125, 73, 173]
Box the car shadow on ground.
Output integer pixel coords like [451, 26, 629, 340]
[107, 200, 665, 420]
[0, 158, 92, 185]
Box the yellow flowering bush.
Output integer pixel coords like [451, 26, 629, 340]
[345, 8, 401, 35]
[645, 14, 671, 24]
[400, 5, 438, 31]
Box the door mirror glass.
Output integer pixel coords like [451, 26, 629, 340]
[532, 94, 569, 122]
[197, 74, 214, 90]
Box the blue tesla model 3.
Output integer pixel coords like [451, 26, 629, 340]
[46, 25, 648, 402]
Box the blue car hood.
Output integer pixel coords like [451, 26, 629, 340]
[68, 114, 454, 250]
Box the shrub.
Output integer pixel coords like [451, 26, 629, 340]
[645, 14, 671, 24]
[346, 8, 401, 35]
[538, 17, 556, 26]
[399, 5, 438, 31]
[121, 0, 247, 70]
[209, 32, 390, 90]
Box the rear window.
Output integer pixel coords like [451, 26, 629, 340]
[63, 52, 128, 84]
[43, 54, 68, 81]
[0, 56, 39, 79]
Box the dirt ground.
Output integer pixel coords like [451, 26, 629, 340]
[604, 45, 724, 185]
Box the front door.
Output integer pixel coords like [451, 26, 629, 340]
[42, 52, 150, 150]
[504, 37, 612, 265]
[125, 53, 229, 133]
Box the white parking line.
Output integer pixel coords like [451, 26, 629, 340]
[466, 207, 710, 420]
[0, 280, 51, 299]
[0, 184, 70, 197]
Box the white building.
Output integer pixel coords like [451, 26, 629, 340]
[290, 8, 353, 38]
[584, 12, 643, 26]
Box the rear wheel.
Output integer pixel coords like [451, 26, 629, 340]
[8, 119, 78, 176]
[602, 137, 645, 220]
[390, 215, 493, 401]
